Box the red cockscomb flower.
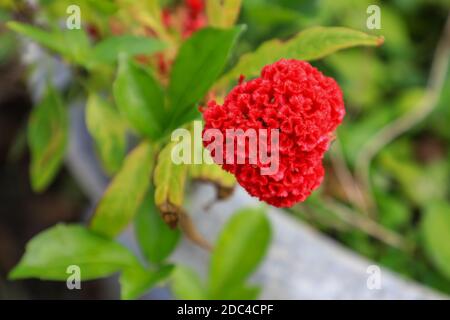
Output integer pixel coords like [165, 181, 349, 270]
[202, 59, 345, 207]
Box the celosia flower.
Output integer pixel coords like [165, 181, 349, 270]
[202, 59, 345, 207]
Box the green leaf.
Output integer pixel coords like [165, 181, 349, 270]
[134, 189, 181, 264]
[171, 265, 206, 300]
[207, 0, 242, 28]
[9, 224, 138, 281]
[85, 0, 118, 14]
[113, 55, 165, 140]
[8, 21, 66, 54]
[216, 26, 383, 88]
[241, 0, 307, 27]
[86, 93, 126, 175]
[167, 26, 244, 128]
[8, 22, 91, 66]
[28, 85, 68, 192]
[187, 121, 236, 198]
[91, 35, 166, 65]
[209, 207, 271, 298]
[218, 283, 261, 300]
[60, 28, 91, 66]
[421, 201, 450, 280]
[153, 142, 188, 227]
[120, 264, 173, 300]
[90, 142, 155, 238]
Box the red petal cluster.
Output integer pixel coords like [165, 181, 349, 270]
[182, 0, 207, 38]
[202, 59, 345, 207]
[158, 1, 206, 75]
[162, 0, 206, 39]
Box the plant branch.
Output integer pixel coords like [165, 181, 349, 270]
[320, 197, 411, 251]
[329, 138, 371, 214]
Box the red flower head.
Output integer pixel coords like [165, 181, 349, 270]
[202, 59, 345, 207]
[182, 0, 206, 38]
[185, 0, 204, 13]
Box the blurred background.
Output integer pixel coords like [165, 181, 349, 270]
[1, 0, 450, 299]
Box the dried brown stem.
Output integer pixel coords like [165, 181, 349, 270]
[179, 211, 213, 251]
[329, 138, 371, 214]
[320, 197, 411, 251]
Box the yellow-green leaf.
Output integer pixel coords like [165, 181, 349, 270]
[120, 264, 173, 300]
[209, 207, 271, 298]
[90, 142, 155, 238]
[421, 201, 450, 280]
[8, 21, 66, 54]
[171, 265, 206, 300]
[207, 0, 242, 28]
[28, 85, 68, 192]
[113, 55, 165, 140]
[8, 22, 91, 67]
[9, 224, 138, 281]
[167, 26, 244, 129]
[216, 26, 383, 88]
[153, 142, 188, 227]
[91, 35, 166, 65]
[134, 189, 181, 264]
[86, 93, 127, 175]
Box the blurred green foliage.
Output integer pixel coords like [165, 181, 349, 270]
[1, 0, 450, 298]
[247, 0, 450, 293]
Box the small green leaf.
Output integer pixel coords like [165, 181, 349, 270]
[28, 85, 68, 192]
[186, 121, 236, 198]
[134, 189, 181, 264]
[120, 264, 174, 300]
[209, 207, 271, 298]
[85, 0, 118, 14]
[8, 22, 91, 66]
[86, 93, 126, 175]
[92, 35, 166, 65]
[171, 265, 206, 300]
[207, 0, 242, 28]
[167, 26, 244, 128]
[8, 22, 66, 54]
[90, 142, 155, 238]
[153, 142, 188, 227]
[60, 28, 91, 66]
[218, 283, 261, 300]
[421, 201, 450, 280]
[216, 26, 383, 88]
[113, 55, 165, 140]
[9, 224, 138, 281]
